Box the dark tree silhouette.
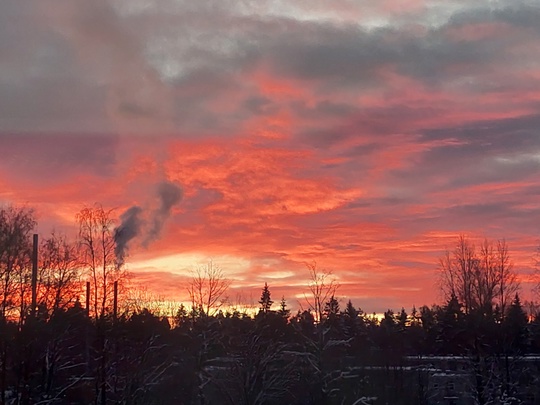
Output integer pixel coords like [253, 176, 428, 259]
[258, 282, 273, 314]
[439, 236, 519, 317]
[303, 261, 338, 323]
[0, 206, 36, 322]
[277, 296, 290, 319]
[76, 204, 122, 319]
[38, 232, 80, 316]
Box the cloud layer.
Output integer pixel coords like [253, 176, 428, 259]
[1, 0, 540, 312]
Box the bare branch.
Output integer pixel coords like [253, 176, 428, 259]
[188, 260, 230, 316]
[303, 261, 339, 323]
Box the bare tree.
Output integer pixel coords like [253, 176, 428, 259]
[302, 261, 338, 323]
[0, 206, 35, 404]
[38, 232, 81, 315]
[475, 239, 500, 314]
[439, 235, 477, 314]
[0, 206, 35, 321]
[439, 236, 519, 316]
[76, 204, 124, 319]
[495, 240, 518, 317]
[188, 260, 230, 316]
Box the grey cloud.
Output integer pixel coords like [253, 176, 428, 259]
[0, 2, 111, 133]
[456, 3, 540, 33]
[439, 201, 540, 235]
[421, 117, 540, 183]
[242, 96, 276, 116]
[256, 4, 540, 90]
[291, 100, 358, 120]
[298, 128, 353, 149]
[0, 134, 119, 180]
[0, 78, 109, 133]
[1, 0, 539, 137]
[383, 114, 540, 188]
[422, 114, 540, 148]
[445, 202, 519, 219]
[0, 0, 173, 134]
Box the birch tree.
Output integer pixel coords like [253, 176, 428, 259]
[76, 204, 122, 319]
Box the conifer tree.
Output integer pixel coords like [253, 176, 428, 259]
[258, 282, 273, 313]
[503, 293, 528, 354]
[437, 294, 466, 354]
[344, 299, 357, 318]
[343, 300, 359, 338]
[277, 296, 290, 318]
[397, 307, 408, 329]
[323, 295, 340, 319]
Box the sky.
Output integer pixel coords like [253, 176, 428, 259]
[1, 0, 540, 313]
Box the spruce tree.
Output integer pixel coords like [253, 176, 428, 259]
[344, 300, 357, 319]
[503, 293, 528, 354]
[323, 295, 340, 319]
[437, 294, 466, 354]
[258, 282, 273, 313]
[343, 300, 358, 338]
[277, 296, 290, 319]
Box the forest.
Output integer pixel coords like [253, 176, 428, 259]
[1, 205, 540, 405]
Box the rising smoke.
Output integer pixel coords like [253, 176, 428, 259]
[144, 181, 183, 246]
[114, 181, 183, 266]
[114, 206, 143, 268]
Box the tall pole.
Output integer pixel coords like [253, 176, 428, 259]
[31, 234, 38, 317]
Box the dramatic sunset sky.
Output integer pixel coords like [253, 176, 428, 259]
[1, 0, 540, 313]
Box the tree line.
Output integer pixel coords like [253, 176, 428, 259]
[1, 204, 540, 404]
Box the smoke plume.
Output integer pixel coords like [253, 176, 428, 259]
[114, 206, 142, 267]
[144, 181, 183, 246]
[114, 181, 183, 266]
